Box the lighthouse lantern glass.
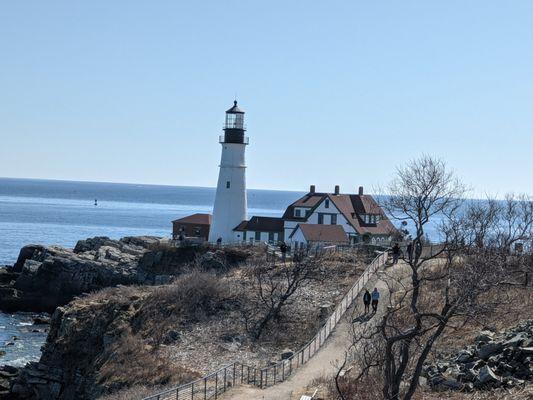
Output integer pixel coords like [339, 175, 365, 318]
[225, 113, 244, 129]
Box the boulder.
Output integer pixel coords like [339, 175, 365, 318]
[33, 315, 51, 325]
[476, 365, 500, 386]
[281, 349, 294, 360]
[475, 331, 494, 343]
[456, 349, 475, 363]
[477, 342, 503, 360]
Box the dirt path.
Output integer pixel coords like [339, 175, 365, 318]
[220, 263, 402, 400]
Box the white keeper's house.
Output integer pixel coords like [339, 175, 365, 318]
[236, 185, 397, 248]
[174, 101, 398, 247]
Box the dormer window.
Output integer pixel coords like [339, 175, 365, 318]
[325, 199, 330, 209]
[294, 209, 301, 217]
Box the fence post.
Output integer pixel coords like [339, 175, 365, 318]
[233, 363, 236, 387]
[241, 364, 244, 383]
[215, 373, 218, 399]
[282, 361, 285, 381]
[191, 382, 194, 400]
[224, 368, 227, 392]
[204, 377, 207, 400]
[274, 364, 277, 384]
[289, 357, 292, 376]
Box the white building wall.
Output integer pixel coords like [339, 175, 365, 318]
[209, 143, 247, 243]
[284, 197, 359, 245]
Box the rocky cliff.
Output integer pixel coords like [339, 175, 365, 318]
[0, 236, 252, 314]
[0, 236, 160, 313]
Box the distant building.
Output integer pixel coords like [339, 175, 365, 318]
[233, 216, 284, 244]
[280, 185, 397, 245]
[289, 223, 349, 251]
[172, 213, 211, 241]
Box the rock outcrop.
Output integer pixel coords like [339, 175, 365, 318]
[0, 236, 159, 313]
[423, 320, 533, 392]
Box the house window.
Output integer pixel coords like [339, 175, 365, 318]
[226, 181, 231, 189]
[318, 213, 324, 224]
[331, 214, 337, 225]
[294, 209, 301, 217]
[243, 231, 247, 241]
[268, 232, 274, 242]
[325, 199, 330, 208]
[305, 209, 311, 218]
[255, 231, 261, 241]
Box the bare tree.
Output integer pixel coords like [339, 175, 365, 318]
[336, 157, 533, 400]
[242, 257, 323, 339]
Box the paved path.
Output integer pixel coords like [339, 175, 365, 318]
[220, 263, 400, 400]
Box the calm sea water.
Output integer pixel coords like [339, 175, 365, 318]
[0, 177, 303, 366]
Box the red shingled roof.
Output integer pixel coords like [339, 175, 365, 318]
[290, 224, 349, 243]
[172, 213, 212, 225]
[283, 189, 398, 237]
[328, 195, 396, 235]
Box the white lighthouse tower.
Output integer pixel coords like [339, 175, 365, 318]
[208, 101, 249, 243]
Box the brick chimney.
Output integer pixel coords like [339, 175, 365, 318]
[358, 186, 364, 195]
[310, 185, 316, 194]
[334, 185, 340, 195]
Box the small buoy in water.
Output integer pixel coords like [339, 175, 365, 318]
[94, 199, 98, 206]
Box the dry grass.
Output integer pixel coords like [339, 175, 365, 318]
[97, 328, 199, 394]
[131, 271, 228, 344]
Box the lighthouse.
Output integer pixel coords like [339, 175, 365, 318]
[208, 101, 249, 243]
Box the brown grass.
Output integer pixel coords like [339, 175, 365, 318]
[131, 271, 228, 344]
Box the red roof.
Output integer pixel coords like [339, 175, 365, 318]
[283, 189, 398, 237]
[172, 213, 212, 225]
[328, 194, 397, 236]
[290, 224, 349, 243]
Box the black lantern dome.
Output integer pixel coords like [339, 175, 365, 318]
[222, 101, 248, 144]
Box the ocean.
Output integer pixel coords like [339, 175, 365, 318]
[0, 177, 303, 366]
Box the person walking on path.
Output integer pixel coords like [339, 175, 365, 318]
[371, 287, 380, 312]
[406, 241, 413, 263]
[392, 243, 401, 265]
[363, 289, 371, 314]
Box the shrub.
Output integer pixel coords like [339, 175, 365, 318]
[97, 328, 198, 395]
[132, 271, 226, 343]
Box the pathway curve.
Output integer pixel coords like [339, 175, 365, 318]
[220, 262, 405, 400]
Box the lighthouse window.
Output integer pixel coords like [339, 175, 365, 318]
[226, 181, 231, 188]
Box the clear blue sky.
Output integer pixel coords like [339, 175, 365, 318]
[1, 1, 532, 197]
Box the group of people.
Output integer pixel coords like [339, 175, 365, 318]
[390, 240, 414, 265]
[362, 287, 380, 313]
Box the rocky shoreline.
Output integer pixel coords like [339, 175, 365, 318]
[0, 236, 162, 313]
[423, 320, 533, 392]
[0, 236, 253, 399]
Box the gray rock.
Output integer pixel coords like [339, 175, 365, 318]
[281, 349, 294, 360]
[477, 365, 500, 386]
[478, 342, 503, 359]
[456, 349, 475, 363]
[504, 332, 529, 347]
[476, 330, 494, 343]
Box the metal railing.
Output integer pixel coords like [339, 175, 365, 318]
[141, 250, 388, 400]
